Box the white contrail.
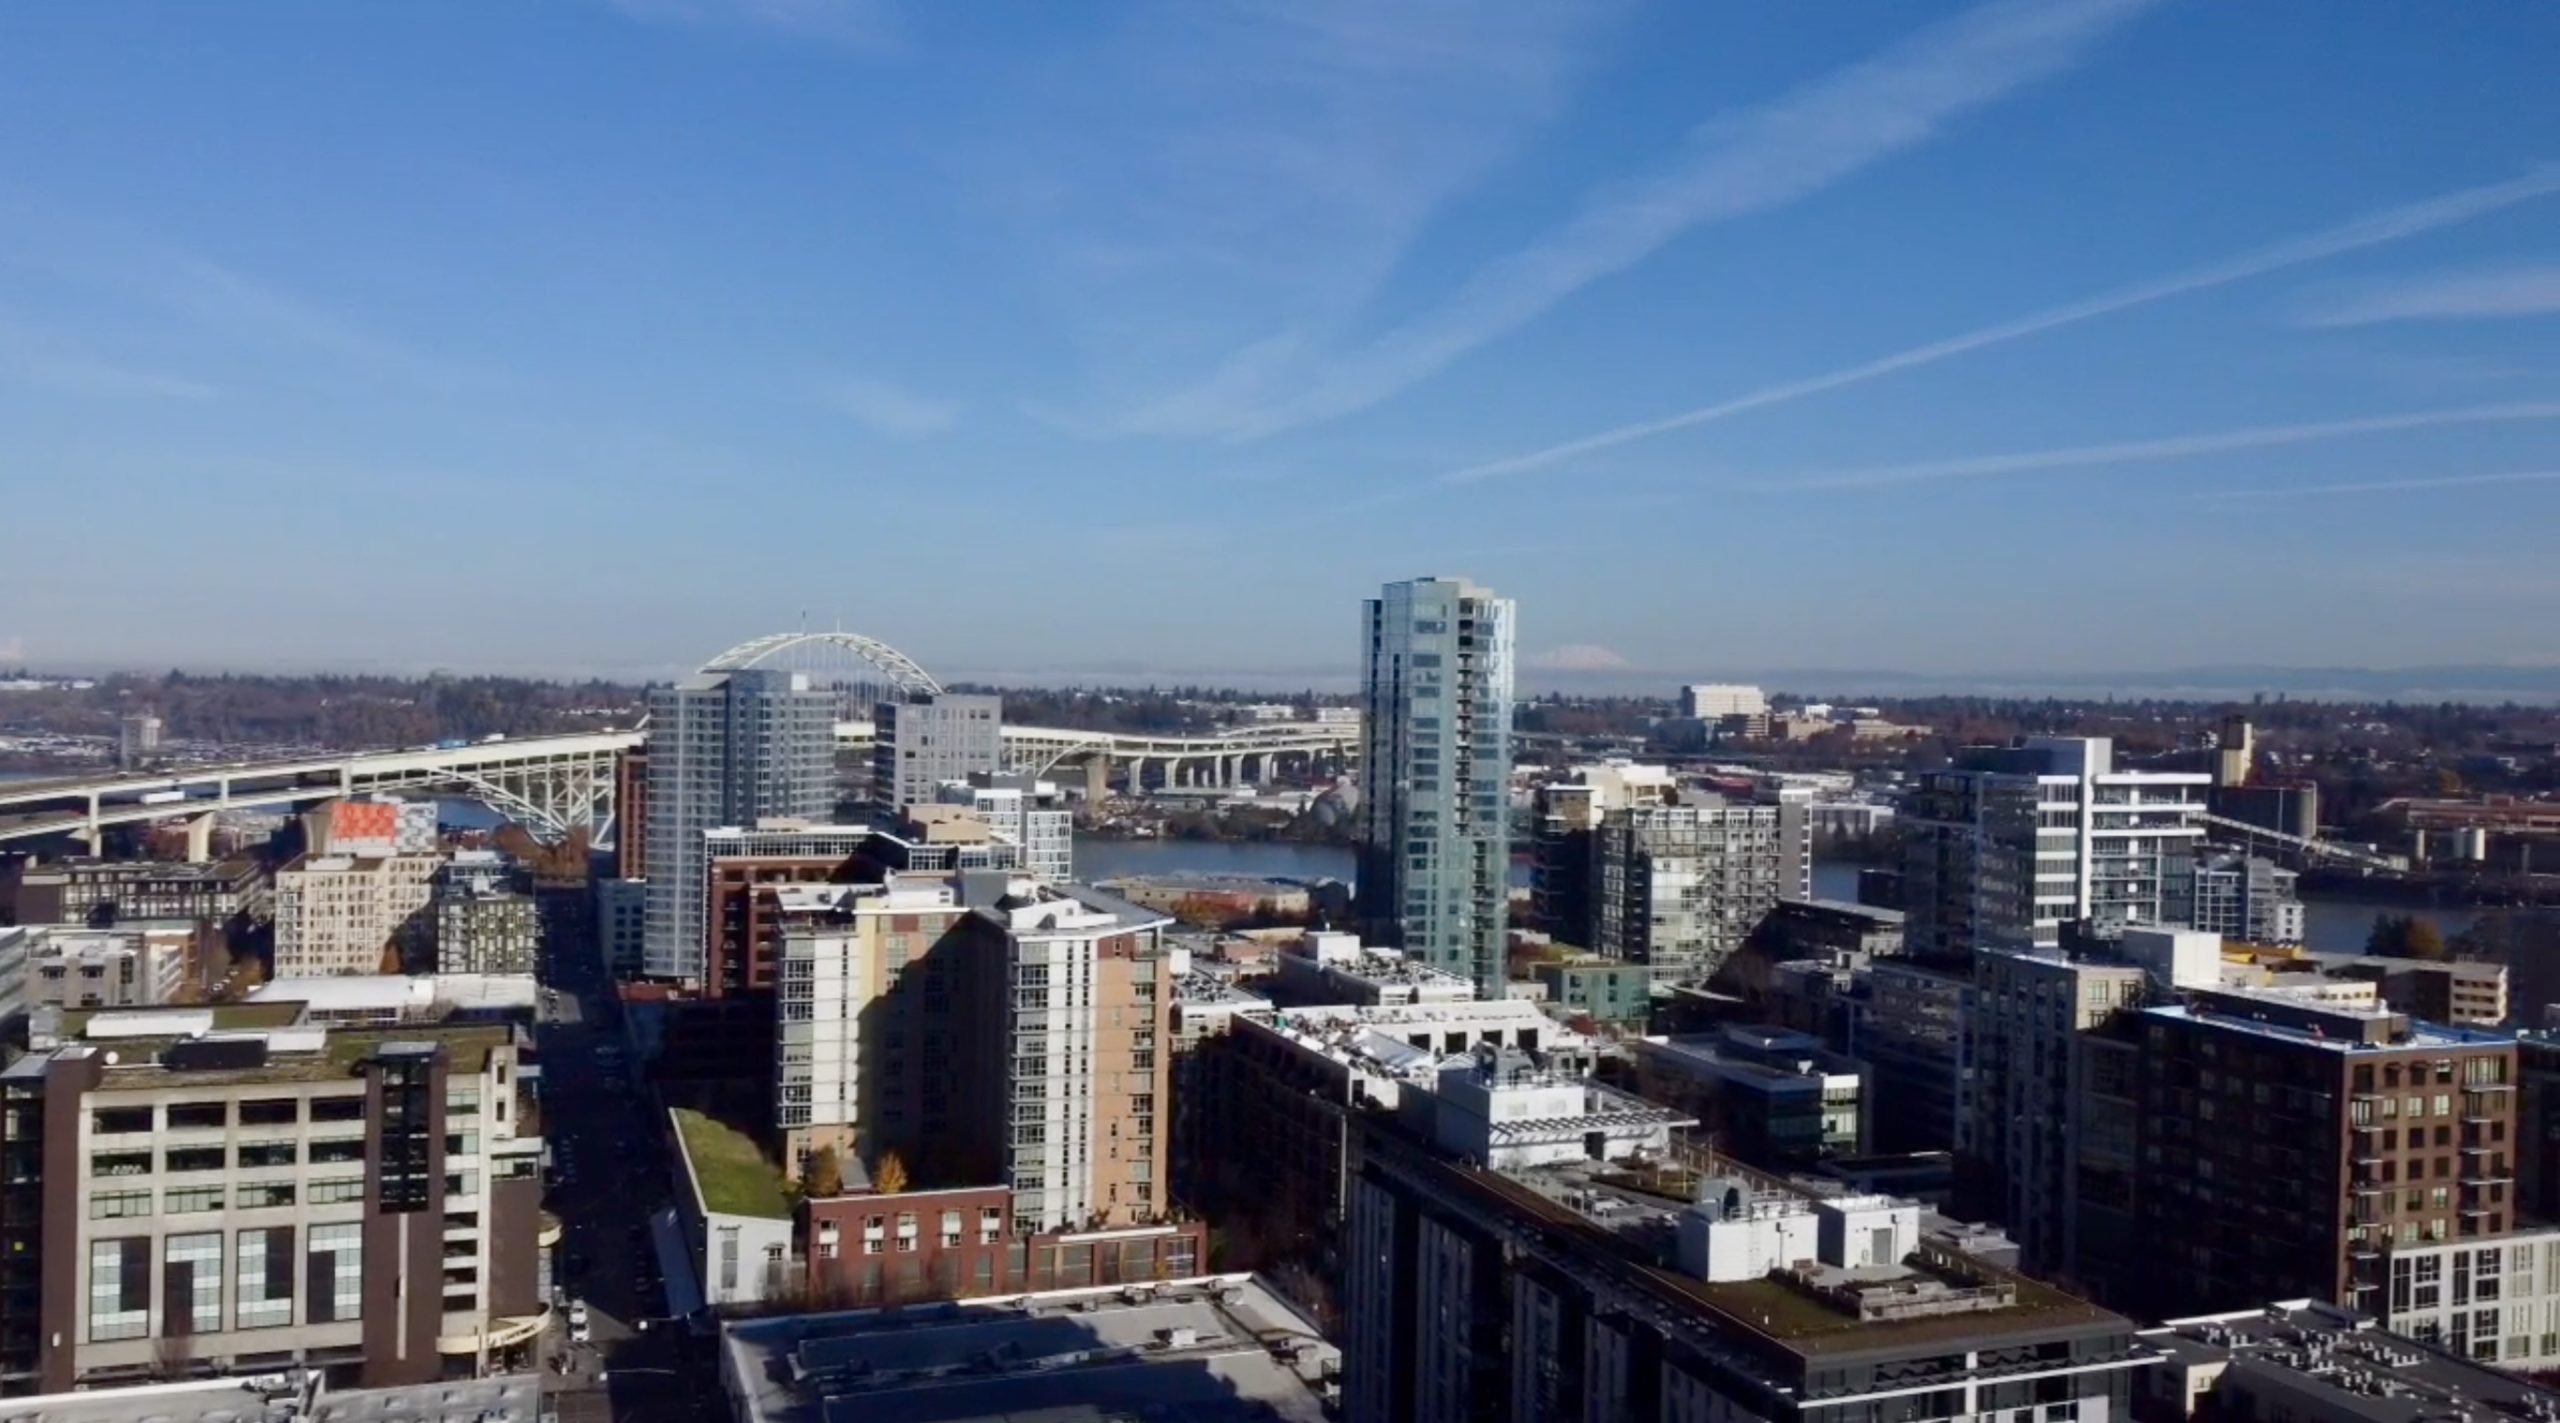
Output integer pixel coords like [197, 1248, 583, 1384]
[1439, 165, 2560, 486]
[1757, 401, 2560, 490]
[2193, 468, 2560, 502]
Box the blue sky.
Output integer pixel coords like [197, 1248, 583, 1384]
[3, 0, 2557, 684]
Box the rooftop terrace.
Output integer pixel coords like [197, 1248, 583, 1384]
[674, 1107, 793, 1220]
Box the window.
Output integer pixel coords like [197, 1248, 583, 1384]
[310, 1094, 366, 1123]
[310, 1137, 366, 1164]
[167, 1233, 224, 1334]
[309, 1176, 367, 1205]
[308, 1224, 363, 1324]
[165, 1146, 227, 1173]
[167, 1185, 226, 1214]
[91, 1106, 153, 1135]
[88, 1239, 149, 1342]
[91, 1151, 152, 1178]
[238, 1140, 298, 1169]
[241, 1182, 296, 1209]
[239, 1097, 300, 1126]
[166, 1101, 228, 1130]
[90, 1189, 152, 1220]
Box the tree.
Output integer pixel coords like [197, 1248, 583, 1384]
[873, 1150, 909, 1195]
[804, 1146, 844, 1198]
[2402, 919, 2449, 962]
[2367, 914, 2450, 962]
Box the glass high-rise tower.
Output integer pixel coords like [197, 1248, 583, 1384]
[1356, 576, 1516, 996]
[640, 667, 837, 982]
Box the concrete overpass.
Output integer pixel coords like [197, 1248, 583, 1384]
[0, 628, 1360, 848]
[0, 719, 1359, 848]
[0, 731, 641, 849]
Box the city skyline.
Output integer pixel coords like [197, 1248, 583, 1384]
[5, 1, 2559, 674]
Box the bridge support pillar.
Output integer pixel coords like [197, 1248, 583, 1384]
[1085, 757, 1110, 804]
[1223, 754, 1240, 788]
[183, 813, 217, 864]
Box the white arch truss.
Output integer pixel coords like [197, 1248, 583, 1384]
[700, 630, 944, 696]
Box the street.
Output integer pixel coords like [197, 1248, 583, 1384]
[532, 887, 718, 1423]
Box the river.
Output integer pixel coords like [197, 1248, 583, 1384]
[1073, 836, 2476, 957]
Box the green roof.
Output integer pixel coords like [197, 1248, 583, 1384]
[672, 1108, 793, 1219]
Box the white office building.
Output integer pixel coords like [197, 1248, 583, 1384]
[1678, 684, 1767, 720]
[1357, 576, 1515, 996]
[1902, 736, 2208, 960]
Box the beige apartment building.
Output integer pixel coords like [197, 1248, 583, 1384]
[767, 872, 1174, 1236]
[272, 854, 438, 977]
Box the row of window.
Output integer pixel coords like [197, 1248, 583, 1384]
[92, 1095, 365, 1134]
[88, 1224, 363, 1342]
[91, 1136, 368, 1177]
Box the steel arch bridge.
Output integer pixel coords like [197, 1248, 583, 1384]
[702, 630, 944, 694]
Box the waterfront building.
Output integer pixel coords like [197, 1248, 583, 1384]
[640, 667, 837, 982]
[1901, 736, 2208, 962]
[1588, 787, 1811, 983]
[1356, 575, 1515, 997]
[1528, 761, 1676, 941]
[2169, 847, 2306, 945]
[872, 691, 1001, 814]
[935, 770, 1072, 881]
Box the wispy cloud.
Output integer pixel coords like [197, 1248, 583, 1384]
[1753, 401, 2560, 491]
[0, 194, 476, 388]
[1441, 166, 2560, 486]
[2193, 468, 2560, 502]
[2298, 263, 2560, 327]
[1004, 2, 1620, 431]
[1122, 0, 2159, 440]
[600, 0, 899, 48]
[0, 316, 213, 400]
[816, 374, 959, 436]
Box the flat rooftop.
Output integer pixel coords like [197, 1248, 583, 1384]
[674, 1107, 793, 1220]
[0, 1373, 543, 1423]
[2144, 1000, 2516, 1054]
[724, 1277, 1334, 1423]
[1386, 1131, 2126, 1364]
[2143, 1299, 2560, 1423]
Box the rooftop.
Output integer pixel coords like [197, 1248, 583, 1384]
[1777, 897, 1906, 925]
[2144, 996, 2517, 1054]
[722, 1277, 1334, 1423]
[1457, 1155, 2119, 1359]
[0, 1373, 543, 1423]
[2143, 1299, 2560, 1423]
[674, 1107, 793, 1220]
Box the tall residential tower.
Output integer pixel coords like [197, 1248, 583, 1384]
[640, 667, 837, 982]
[1357, 576, 1515, 996]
